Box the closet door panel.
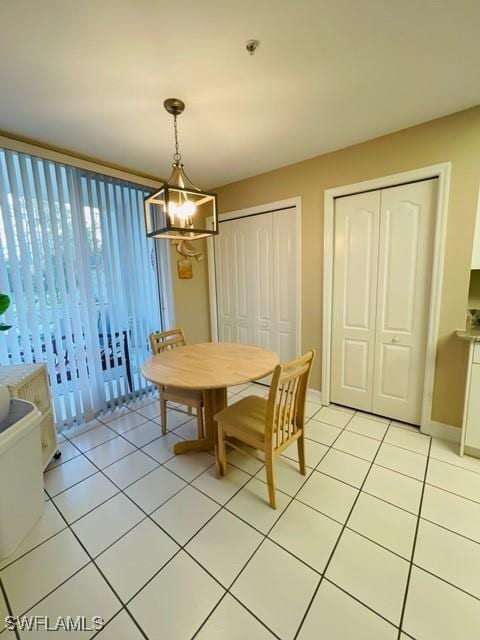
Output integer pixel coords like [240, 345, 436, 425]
[372, 179, 437, 424]
[252, 213, 274, 349]
[215, 225, 236, 343]
[273, 209, 298, 361]
[331, 191, 381, 411]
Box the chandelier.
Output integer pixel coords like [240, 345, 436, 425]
[144, 98, 218, 240]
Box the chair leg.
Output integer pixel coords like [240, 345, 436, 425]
[297, 431, 307, 475]
[265, 451, 277, 509]
[160, 396, 167, 436]
[196, 404, 204, 439]
[217, 423, 227, 476]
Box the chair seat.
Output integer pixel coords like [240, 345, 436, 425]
[214, 395, 268, 443]
[163, 386, 203, 405]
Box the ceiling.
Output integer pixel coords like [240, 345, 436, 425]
[0, 0, 479, 188]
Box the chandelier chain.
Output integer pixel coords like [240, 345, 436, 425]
[173, 114, 181, 163]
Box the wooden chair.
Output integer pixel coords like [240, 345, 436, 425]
[214, 351, 315, 508]
[149, 328, 204, 438]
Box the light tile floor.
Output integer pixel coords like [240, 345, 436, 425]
[1, 385, 480, 638]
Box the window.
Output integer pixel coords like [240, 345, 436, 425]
[0, 147, 172, 428]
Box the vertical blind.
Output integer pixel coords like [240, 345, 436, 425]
[0, 147, 169, 428]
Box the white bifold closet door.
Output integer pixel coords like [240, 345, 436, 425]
[331, 179, 437, 424]
[214, 208, 297, 362]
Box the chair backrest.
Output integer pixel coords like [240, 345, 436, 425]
[265, 350, 315, 451]
[149, 327, 186, 354]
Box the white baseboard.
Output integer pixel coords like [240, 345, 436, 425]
[423, 420, 461, 443]
[307, 388, 322, 404]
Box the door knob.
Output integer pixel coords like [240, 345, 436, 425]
[391, 337, 400, 343]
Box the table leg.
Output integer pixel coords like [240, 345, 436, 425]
[173, 387, 227, 455]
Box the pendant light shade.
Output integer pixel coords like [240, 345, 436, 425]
[144, 98, 218, 240]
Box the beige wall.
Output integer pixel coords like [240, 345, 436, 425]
[173, 106, 480, 427]
[170, 239, 211, 345]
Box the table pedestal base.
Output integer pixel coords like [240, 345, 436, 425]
[173, 387, 227, 455]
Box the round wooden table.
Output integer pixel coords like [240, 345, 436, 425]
[142, 342, 279, 455]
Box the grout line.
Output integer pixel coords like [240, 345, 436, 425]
[3, 405, 476, 639]
[0, 577, 21, 639]
[293, 419, 396, 638]
[397, 437, 432, 639]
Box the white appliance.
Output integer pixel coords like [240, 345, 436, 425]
[330, 179, 437, 424]
[0, 399, 44, 560]
[212, 207, 299, 362]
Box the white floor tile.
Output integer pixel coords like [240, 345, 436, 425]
[124, 466, 186, 514]
[152, 486, 220, 545]
[227, 445, 265, 475]
[363, 464, 423, 514]
[414, 519, 480, 598]
[96, 519, 178, 602]
[421, 484, 480, 543]
[333, 430, 380, 462]
[282, 438, 328, 468]
[403, 566, 480, 640]
[326, 529, 409, 624]
[70, 424, 117, 452]
[141, 432, 184, 463]
[305, 419, 342, 446]
[427, 458, 480, 503]
[101, 406, 134, 423]
[102, 450, 158, 489]
[135, 402, 160, 420]
[304, 401, 322, 418]
[71, 494, 144, 557]
[296, 471, 358, 523]
[124, 395, 157, 412]
[164, 452, 215, 482]
[0, 502, 66, 570]
[107, 411, 148, 434]
[63, 419, 103, 438]
[0, 529, 89, 615]
[187, 510, 262, 587]
[22, 564, 120, 639]
[348, 492, 417, 559]
[0, 587, 8, 631]
[46, 439, 82, 469]
[314, 406, 352, 428]
[44, 455, 98, 497]
[53, 473, 118, 523]
[256, 455, 312, 497]
[270, 500, 342, 573]
[345, 414, 389, 440]
[240, 385, 269, 398]
[193, 465, 251, 505]
[353, 411, 390, 424]
[375, 443, 427, 480]
[298, 580, 398, 640]
[128, 551, 224, 640]
[227, 477, 290, 533]
[84, 436, 136, 469]
[317, 448, 370, 488]
[97, 610, 145, 639]
[231, 539, 318, 640]
[165, 409, 194, 430]
[384, 425, 430, 456]
[430, 438, 480, 474]
[196, 594, 276, 639]
[122, 420, 162, 448]
[174, 418, 201, 441]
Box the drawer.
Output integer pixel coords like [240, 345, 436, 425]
[474, 343, 480, 364]
[40, 411, 57, 468]
[16, 370, 51, 414]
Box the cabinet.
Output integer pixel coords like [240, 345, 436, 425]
[461, 342, 480, 457]
[0, 364, 57, 469]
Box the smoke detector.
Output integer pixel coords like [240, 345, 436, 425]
[245, 39, 260, 55]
